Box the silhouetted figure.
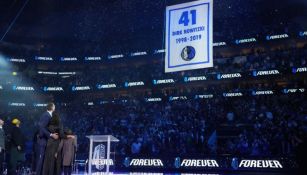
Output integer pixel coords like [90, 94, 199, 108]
[8, 118, 25, 175]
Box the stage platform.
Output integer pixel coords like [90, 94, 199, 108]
[71, 172, 293, 175]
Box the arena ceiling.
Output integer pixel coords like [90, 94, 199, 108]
[0, 0, 306, 55]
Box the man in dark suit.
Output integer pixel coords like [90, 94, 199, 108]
[35, 103, 59, 175]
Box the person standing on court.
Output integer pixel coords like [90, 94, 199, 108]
[35, 102, 59, 175]
[0, 119, 5, 174]
[57, 128, 77, 175]
[8, 118, 26, 175]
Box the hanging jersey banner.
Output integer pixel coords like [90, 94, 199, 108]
[165, 0, 213, 72]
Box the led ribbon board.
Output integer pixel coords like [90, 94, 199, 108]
[165, 0, 213, 72]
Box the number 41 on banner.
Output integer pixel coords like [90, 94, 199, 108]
[165, 0, 213, 73]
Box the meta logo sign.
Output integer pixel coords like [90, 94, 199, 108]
[252, 90, 274, 96]
[266, 34, 289, 40]
[84, 57, 102, 61]
[252, 70, 280, 77]
[100, 101, 109, 105]
[169, 96, 187, 101]
[128, 159, 164, 167]
[130, 52, 147, 57]
[87, 102, 94, 106]
[60, 57, 78, 61]
[13, 86, 35, 91]
[146, 98, 162, 102]
[238, 160, 282, 169]
[108, 54, 124, 59]
[292, 67, 307, 73]
[217, 73, 241, 80]
[72, 86, 90, 91]
[235, 38, 256, 44]
[176, 158, 219, 168]
[124, 81, 144, 87]
[58, 72, 76, 75]
[153, 79, 175, 85]
[195, 94, 213, 99]
[223, 92, 243, 97]
[38, 71, 57, 75]
[35, 56, 53, 61]
[9, 58, 26, 63]
[43, 87, 64, 92]
[154, 49, 165, 54]
[8, 102, 26, 107]
[213, 42, 226, 47]
[97, 84, 117, 89]
[33, 103, 47, 107]
[184, 76, 207, 82]
[283, 88, 305, 94]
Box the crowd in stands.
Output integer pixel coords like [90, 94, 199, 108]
[1, 91, 306, 161]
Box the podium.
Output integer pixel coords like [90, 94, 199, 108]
[86, 135, 119, 174]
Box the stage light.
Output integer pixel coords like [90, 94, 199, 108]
[0, 54, 9, 68]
